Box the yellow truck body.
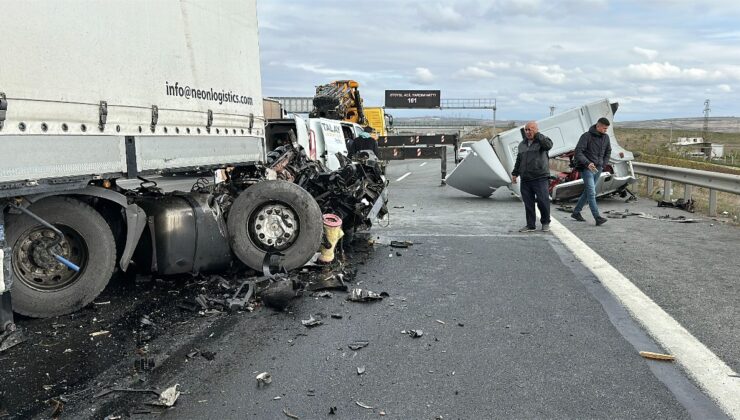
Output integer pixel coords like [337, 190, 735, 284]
[364, 107, 388, 136]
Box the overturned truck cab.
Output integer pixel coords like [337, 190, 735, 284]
[446, 99, 636, 201]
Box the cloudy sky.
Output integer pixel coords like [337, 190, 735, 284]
[257, 0, 740, 121]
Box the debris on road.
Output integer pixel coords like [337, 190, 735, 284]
[658, 198, 695, 213]
[260, 277, 297, 311]
[89, 330, 110, 338]
[638, 214, 700, 223]
[436, 320, 446, 325]
[348, 341, 369, 351]
[604, 209, 643, 218]
[347, 288, 385, 302]
[390, 240, 413, 248]
[283, 407, 300, 419]
[329, 406, 338, 415]
[330, 313, 343, 319]
[357, 366, 366, 375]
[154, 384, 180, 407]
[356, 401, 375, 409]
[49, 398, 64, 419]
[301, 315, 324, 328]
[401, 329, 424, 338]
[639, 351, 675, 361]
[201, 351, 216, 361]
[311, 291, 334, 299]
[256, 372, 273, 386]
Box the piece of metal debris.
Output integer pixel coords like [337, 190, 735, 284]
[283, 407, 300, 419]
[348, 341, 369, 351]
[357, 366, 366, 375]
[301, 315, 324, 328]
[330, 313, 343, 319]
[329, 406, 338, 415]
[256, 372, 272, 386]
[49, 398, 64, 419]
[347, 288, 385, 302]
[311, 291, 334, 298]
[639, 351, 675, 361]
[390, 240, 413, 248]
[401, 329, 423, 338]
[89, 330, 110, 337]
[155, 384, 180, 407]
[273, 396, 282, 400]
[436, 320, 446, 325]
[356, 401, 374, 409]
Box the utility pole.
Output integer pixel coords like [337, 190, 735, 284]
[492, 99, 497, 136]
[703, 99, 711, 141]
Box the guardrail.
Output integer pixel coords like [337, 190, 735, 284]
[632, 161, 740, 216]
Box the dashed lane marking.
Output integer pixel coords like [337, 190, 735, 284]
[395, 172, 412, 182]
[419, 162, 427, 167]
[549, 216, 740, 418]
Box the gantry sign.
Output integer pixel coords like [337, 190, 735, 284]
[384, 90, 441, 109]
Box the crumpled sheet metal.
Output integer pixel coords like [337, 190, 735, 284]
[347, 288, 385, 302]
[445, 139, 512, 198]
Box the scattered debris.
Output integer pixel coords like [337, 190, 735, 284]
[390, 240, 413, 248]
[154, 384, 180, 407]
[357, 366, 366, 375]
[658, 198, 695, 212]
[604, 209, 644, 219]
[89, 330, 110, 338]
[639, 351, 675, 361]
[356, 401, 374, 409]
[401, 329, 424, 338]
[256, 372, 272, 386]
[93, 301, 111, 306]
[273, 396, 282, 400]
[307, 389, 316, 397]
[301, 315, 324, 328]
[311, 291, 334, 299]
[347, 288, 385, 302]
[260, 277, 297, 311]
[639, 214, 700, 223]
[348, 341, 370, 351]
[283, 407, 300, 419]
[458, 323, 465, 327]
[187, 350, 200, 358]
[226, 280, 255, 311]
[436, 320, 446, 325]
[329, 406, 338, 415]
[49, 398, 64, 419]
[94, 388, 159, 399]
[135, 357, 156, 371]
[330, 313, 343, 319]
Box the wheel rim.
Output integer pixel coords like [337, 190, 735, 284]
[248, 202, 299, 251]
[12, 225, 88, 291]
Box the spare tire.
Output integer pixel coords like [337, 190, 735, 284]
[6, 197, 116, 318]
[227, 180, 322, 271]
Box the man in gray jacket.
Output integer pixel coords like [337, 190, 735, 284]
[512, 121, 553, 232]
[571, 117, 612, 226]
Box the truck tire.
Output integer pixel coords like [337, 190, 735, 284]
[228, 180, 322, 271]
[6, 197, 116, 318]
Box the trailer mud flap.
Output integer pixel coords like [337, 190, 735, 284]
[445, 140, 511, 197]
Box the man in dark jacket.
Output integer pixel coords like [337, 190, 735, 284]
[348, 126, 379, 158]
[512, 121, 553, 232]
[571, 117, 612, 226]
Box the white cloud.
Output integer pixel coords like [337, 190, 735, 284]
[633, 47, 658, 60]
[455, 66, 496, 79]
[417, 3, 466, 30]
[718, 84, 733, 92]
[477, 61, 512, 70]
[521, 64, 567, 85]
[620, 62, 719, 81]
[412, 67, 436, 84]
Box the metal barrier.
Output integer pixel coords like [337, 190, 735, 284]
[632, 161, 740, 216]
[378, 134, 458, 161]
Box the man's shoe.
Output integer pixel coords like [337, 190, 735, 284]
[595, 217, 608, 226]
[570, 212, 586, 222]
[541, 224, 550, 232]
[518, 226, 536, 233]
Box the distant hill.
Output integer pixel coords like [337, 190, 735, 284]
[617, 117, 740, 133]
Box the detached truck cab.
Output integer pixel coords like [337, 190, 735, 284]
[0, 0, 323, 325]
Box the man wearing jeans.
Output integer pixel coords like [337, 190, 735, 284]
[571, 117, 612, 226]
[512, 121, 553, 232]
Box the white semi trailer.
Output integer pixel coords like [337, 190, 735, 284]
[0, 0, 324, 330]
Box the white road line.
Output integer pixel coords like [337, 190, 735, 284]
[419, 162, 427, 167]
[548, 216, 740, 418]
[395, 172, 412, 182]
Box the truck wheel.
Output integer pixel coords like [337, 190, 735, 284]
[6, 197, 116, 318]
[228, 180, 322, 271]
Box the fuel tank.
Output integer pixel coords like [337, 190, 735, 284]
[135, 193, 233, 275]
